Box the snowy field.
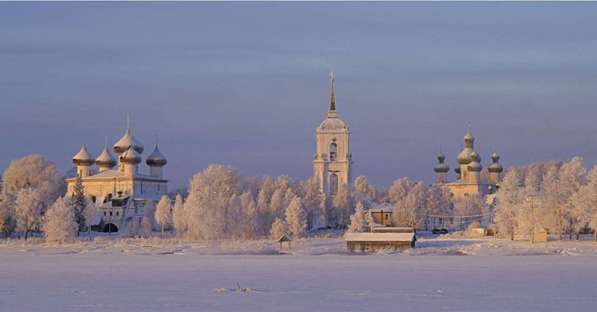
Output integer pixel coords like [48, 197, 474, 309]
[2, 236, 597, 312]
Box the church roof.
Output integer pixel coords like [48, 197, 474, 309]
[113, 128, 144, 154]
[146, 144, 167, 167]
[120, 146, 141, 164]
[73, 145, 94, 165]
[95, 146, 116, 167]
[319, 72, 348, 131]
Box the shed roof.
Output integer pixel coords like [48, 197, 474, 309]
[344, 232, 415, 242]
[277, 234, 292, 242]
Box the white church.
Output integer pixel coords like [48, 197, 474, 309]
[66, 125, 168, 233]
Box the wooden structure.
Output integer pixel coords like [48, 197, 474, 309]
[344, 232, 416, 253]
[533, 227, 548, 243]
[277, 234, 292, 253]
[370, 226, 415, 234]
[368, 208, 393, 226]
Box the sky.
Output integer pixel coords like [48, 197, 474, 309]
[1, 2, 597, 190]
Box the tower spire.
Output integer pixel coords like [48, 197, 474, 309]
[329, 72, 336, 112]
[126, 113, 131, 133]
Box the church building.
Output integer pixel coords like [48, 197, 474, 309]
[433, 131, 503, 201]
[313, 73, 352, 197]
[66, 125, 168, 233]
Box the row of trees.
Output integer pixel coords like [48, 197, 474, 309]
[150, 165, 386, 240]
[494, 157, 597, 241]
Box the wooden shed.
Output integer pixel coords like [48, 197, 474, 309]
[277, 234, 292, 253]
[344, 232, 416, 253]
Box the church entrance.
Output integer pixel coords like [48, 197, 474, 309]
[102, 223, 119, 233]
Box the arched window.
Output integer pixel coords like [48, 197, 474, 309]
[329, 143, 337, 161]
[329, 173, 338, 195]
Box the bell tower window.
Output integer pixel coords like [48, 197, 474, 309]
[329, 173, 338, 195]
[329, 142, 337, 161]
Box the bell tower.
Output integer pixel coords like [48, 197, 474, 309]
[313, 73, 351, 197]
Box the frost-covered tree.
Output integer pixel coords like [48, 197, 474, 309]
[270, 217, 288, 239]
[558, 157, 586, 238]
[83, 200, 97, 238]
[15, 188, 44, 239]
[0, 195, 14, 237]
[494, 168, 522, 240]
[43, 197, 78, 243]
[239, 192, 259, 239]
[155, 195, 172, 236]
[301, 177, 326, 230]
[185, 164, 239, 240]
[392, 182, 426, 228]
[141, 215, 152, 238]
[331, 186, 353, 228]
[285, 196, 307, 238]
[388, 177, 414, 204]
[348, 202, 367, 233]
[2, 154, 64, 209]
[172, 194, 186, 237]
[425, 185, 453, 217]
[69, 175, 87, 234]
[571, 166, 597, 240]
[269, 189, 284, 219]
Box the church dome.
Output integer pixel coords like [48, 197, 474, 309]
[120, 146, 141, 164]
[319, 117, 347, 130]
[73, 145, 94, 165]
[464, 132, 475, 148]
[434, 153, 450, 173]
[113, 129, 144, 154]
[457, 148, 473, 164]
[467, 152, 482, 172]
[95, 146, 116, 168]
[488, 152, 503, 173]
[146, 144, 167, 167]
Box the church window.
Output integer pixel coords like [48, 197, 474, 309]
[329, 173, 338, 195]
[109, 211, 113, 216]
[329, 143, 337, 161]
[116, 211, 119, 216]
[103, 211, 107, 216]
[91, 196, 96, 203]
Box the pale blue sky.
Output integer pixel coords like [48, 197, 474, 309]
[1, 2, 597, 189]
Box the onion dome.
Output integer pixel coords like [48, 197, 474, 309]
[467, 152, 482, 172]
[95, 146, 116, 168]
[146, 144, 167, 167]
[464, 131, 475, 148]
[488, 152, 504, 173]
[457, 148, 473, 164]
[120, 146, 141, 164]
[113, 129, 144, 154]
[73, 145, 94, 166]
[434, 153, 450, 173]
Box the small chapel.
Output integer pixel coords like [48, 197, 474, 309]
[65, 125, 168, 233]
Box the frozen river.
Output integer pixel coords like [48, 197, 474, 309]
[2, 245, 597, 312]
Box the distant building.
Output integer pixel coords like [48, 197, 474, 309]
[433, 131, 503, 201]
[65, 124, 168, 233]
[313, 73, 352, 198]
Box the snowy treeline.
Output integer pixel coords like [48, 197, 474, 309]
[165, 165, 386, 240]
[0, 154, 94, 242]
[494, 157, 597, 241]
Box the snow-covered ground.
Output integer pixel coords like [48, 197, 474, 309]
[2, 236, 597, 312]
